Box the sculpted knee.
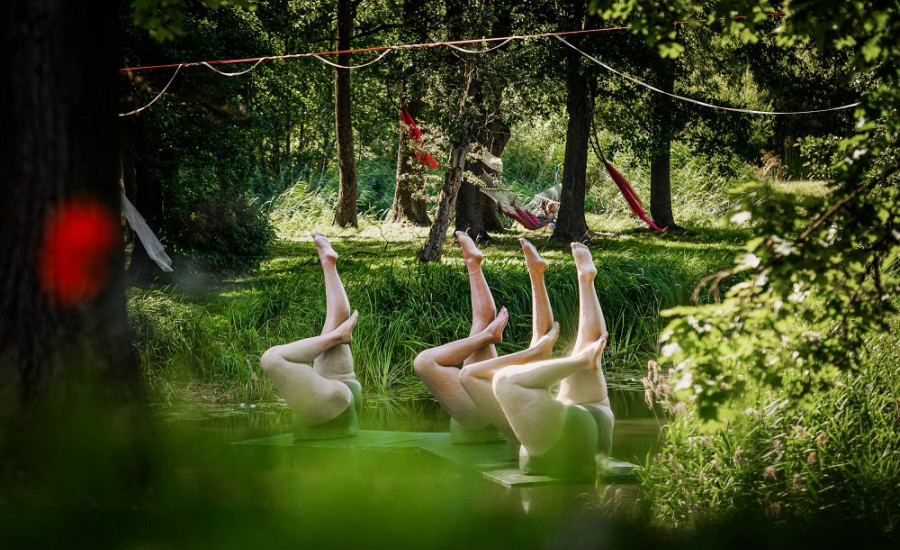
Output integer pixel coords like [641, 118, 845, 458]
[492, 369, 517, 401]
[412, 352, 433, 378]
[458, 365, 476, 390]
[260, 347, 283, 374]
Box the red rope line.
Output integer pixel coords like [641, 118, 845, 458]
[121, 27, 625, 73]
[120, 12, 786, 73]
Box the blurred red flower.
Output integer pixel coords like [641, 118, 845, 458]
[39, 198, 118, 307]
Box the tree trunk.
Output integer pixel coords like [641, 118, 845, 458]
[480, 121, 511, 232]
[455, 159, 489, 240]
[419, 0, 476, 260]
[649, 60, 681, 232]
[552, 53, 592, 243]
[332, 0, 358, 227]
[455, 117, 511, 240]
[1, 0, 145, 496]
[418, 129, 470, 262]
[124, 116, 170, 285]
[387, 0, 431, 226]
[387, 98, 430, 226]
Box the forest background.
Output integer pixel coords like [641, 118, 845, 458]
[0, 0, 896, 546]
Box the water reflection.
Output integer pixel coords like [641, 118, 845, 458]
[146, 390, 663, 546]
[152, 388, 662, 468]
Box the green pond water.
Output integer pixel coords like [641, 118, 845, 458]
[145, 389, 661, 548]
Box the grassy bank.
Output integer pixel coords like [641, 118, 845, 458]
[130, 222, 748, 404]
[129, 128, 762, 405]
[638, 327, 900, 532]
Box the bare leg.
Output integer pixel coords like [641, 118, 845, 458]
[493, 338, 607, 456]
[559, 242, 610, 405]
[460, 323, 560, 442]
[520, 238, 554, 350]
[261, 313, 359, 425]
[311, 232, 355, 381]
[414, 308, 508, 428]
[457, 231, 498, 366]
[570, 242, 607, 352]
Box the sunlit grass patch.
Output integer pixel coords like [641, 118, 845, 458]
[769, 179, 831, 197]
[130, 220, 748, 404]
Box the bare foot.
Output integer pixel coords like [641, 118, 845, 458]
[529, 321, 560, 359]
[312, 232, 339, 266]
[456, 231, 484, 271]
[331, 310, 359, 344]
[573, 333, 607, 370]
[482, 307, 509, 344]
[571, 242, 597, 280]
[520, 238, 547, 275]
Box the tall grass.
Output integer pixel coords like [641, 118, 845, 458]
[130, 216, 744, 404]
[637, 327, 900, 534]
[131, 118, 763, 405]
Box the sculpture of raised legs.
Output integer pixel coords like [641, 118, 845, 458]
[458, 238, 558, 444]
[260, 233, 361, 439]
[492, 243, 614, 481]
[415, 234, 559, 444]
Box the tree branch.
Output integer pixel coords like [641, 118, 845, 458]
[352, 22, 402, 41]
[797, 163, 900, 244]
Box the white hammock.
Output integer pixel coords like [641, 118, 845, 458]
[121, 192, 173, 272]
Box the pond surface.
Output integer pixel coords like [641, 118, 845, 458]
[150, 389, 662, 548]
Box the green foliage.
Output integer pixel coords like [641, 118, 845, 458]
[132, 0, 256, 42]
[640, 329, 900, 532]
[592, 0, 900, 414]
[164, 185, 275, 274]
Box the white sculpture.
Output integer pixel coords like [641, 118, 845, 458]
[261, 232, 361, 439]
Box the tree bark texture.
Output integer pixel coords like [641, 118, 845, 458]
[552, 53, 592, 243]
[387, 98, 431, 226]
[0, 0, 139, 430]
[649, 59, 680, 231]
[418, 128, 471, 262]
[455, 160, 487, 240]
[332, 0, 359, 227]
[480, 121, 511, 232]
[455, 118, 511, 240]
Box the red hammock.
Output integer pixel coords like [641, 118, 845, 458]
[499, 203, 546, 230]
[602, 160, 666, 233]
[400, 108, 439, 169]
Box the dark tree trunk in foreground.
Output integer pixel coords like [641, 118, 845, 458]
[419, 128, 471, 262]
[332, 0, 359, 227]
[1, 0, 145, 497]
[649, 60, 681, 232]
[552, 52, 592, 243]
[387, 98, 431, 226]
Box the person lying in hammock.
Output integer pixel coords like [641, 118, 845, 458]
[413, 233, 556, 446]
[538, 200, 558, 231]
[504, 197, 547, 231]
[260, 233, 362, 440]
